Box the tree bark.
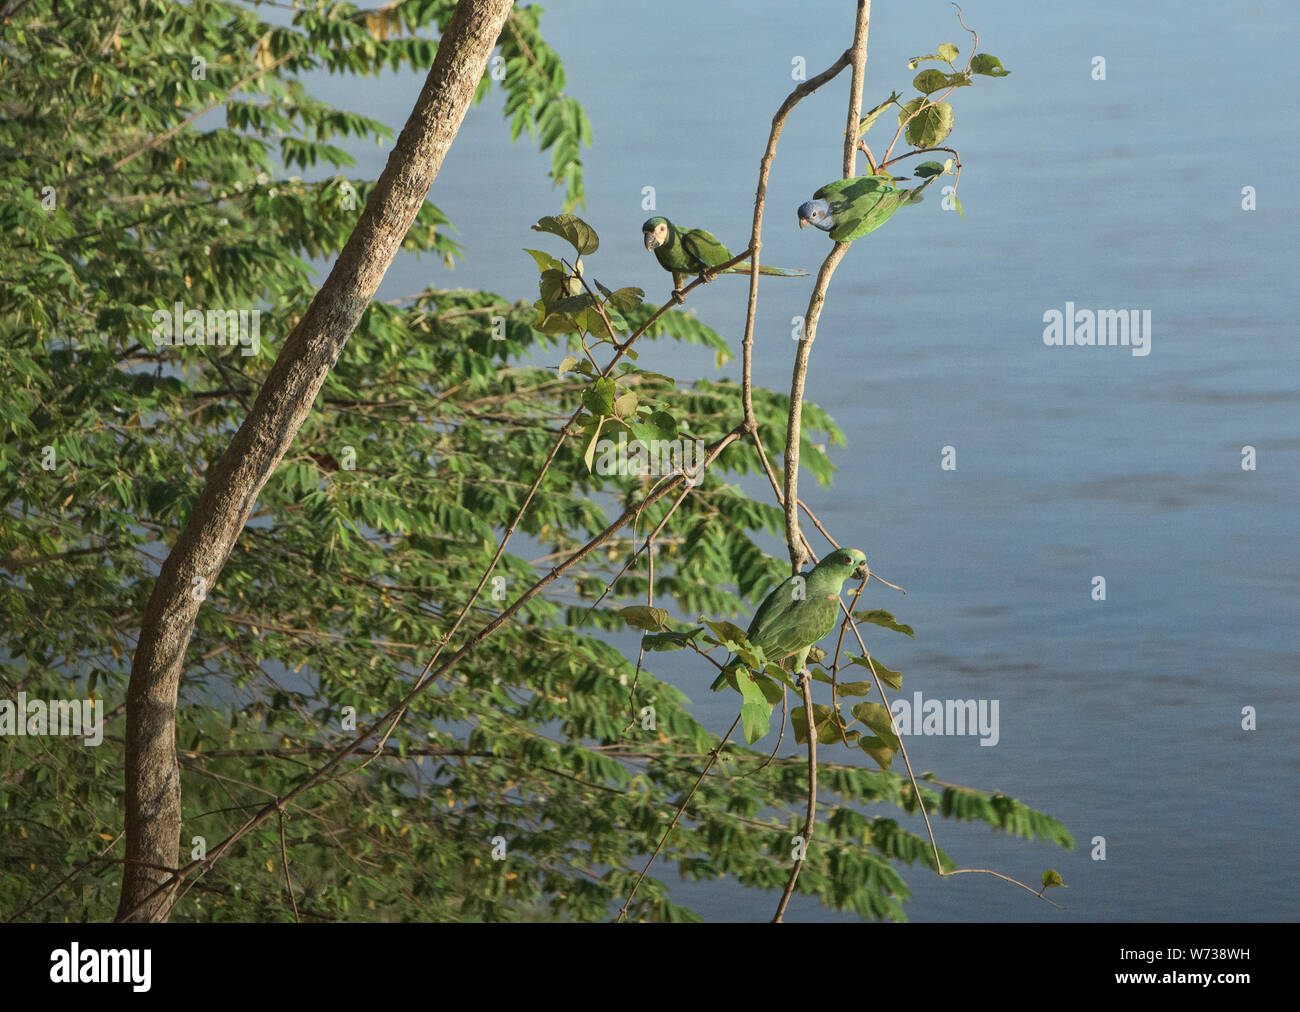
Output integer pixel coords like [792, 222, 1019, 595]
[116, 0, 517, 922]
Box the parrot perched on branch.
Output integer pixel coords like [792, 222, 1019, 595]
[797, 173, 935, 242]
[641, 216, 807, 297]
[711, 547, 869, 691]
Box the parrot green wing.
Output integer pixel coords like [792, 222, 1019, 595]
[709, 549, 866, 690]
[829, 174, 936, 242]
[679, 228, 735, 271]
[679, 228, 807, 282]
[749, 592, 842, 665]
[813, 174, 895, 205]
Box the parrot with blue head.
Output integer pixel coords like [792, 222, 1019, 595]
[797, 173, 935, 241]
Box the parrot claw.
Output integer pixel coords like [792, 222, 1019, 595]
[669, 288, 686, 305]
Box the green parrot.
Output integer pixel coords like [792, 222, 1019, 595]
[711, 547, 869, 692]
[641, 216, 808, 296]
[797, 173, 936, 242]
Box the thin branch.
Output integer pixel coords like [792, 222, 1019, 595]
[616, 715, 741, 922]
[277, 809, 300, 923]
[771, 672, 819, 922]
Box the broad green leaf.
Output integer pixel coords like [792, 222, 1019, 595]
[1042, 869, 1066, 888]
[538, 267, 569, 306]
[912, 69, 950, 94]
[531, 213, 599, 255]
[702, 619, 749, 649]
[642, 627, 703, 651]
[613, 390, 638, 419]
[912, 161, 946, 179]
[971, 53, 1011, 77]
[853, 609, 916, 637]
[582, 377, 616, 416]
[522, 247, 562, 272]
[902, 100, 954, 148]
[835, 680, 874, 697]
[792, 704, 849, 745]
[636, 409, 677, 442]
[620, 605, 669, 631]
[851, 701, 901, 750]
[847, 654, 903, 691]
[735, 669, 774, 744]
[858, 735, 896, 770]
[752, 672, 785, 706]
[603, 286, 645, 312]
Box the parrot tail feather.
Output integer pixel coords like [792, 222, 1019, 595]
[722, 263, 809, 278]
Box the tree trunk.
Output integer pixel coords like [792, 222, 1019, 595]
[116, 0, 517, 922]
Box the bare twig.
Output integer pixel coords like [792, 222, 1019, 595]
[771, 671, 819, 922]
[615, 715, 741, 922]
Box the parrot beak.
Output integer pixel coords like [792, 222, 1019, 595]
[798, 218, 809, 230]
[852, 561, 870, 581]
[643, 232, 658, 251]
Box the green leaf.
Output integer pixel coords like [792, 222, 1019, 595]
[850, 701, 901, 751]
[853, 609, 916, 637]
[642, 627, 703, 651]
[857, 91, 901, 137]
[612, 390, 638, 419]
[971, 54, 1011, 77]
[557, 355, 581, 376]
[908, 44, 958, 67]
[735, 669, 774, 744]
[619, 605, 669, 631]
[635, 410, 677, 442]
[912, 161, 946, 179]
[912, 69, 950, 94]
[522, 247, 562, 273]
[858, 735, 896, 770]
[901, 100, 954, 148]
[702, 619, 749, 650]
[847, 654, 903, 691]
[552, 291, 598, 316]
[792, 704, 849, 745]
[582, 416, 604, 471]
[531, 214, 599, 255]
[582, 377, 616, 416]
[835, 680, 874, 697]
[601, 285, 645, 313]
[1042, 869, 1066, 888]
[538, 268, 569, 307]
